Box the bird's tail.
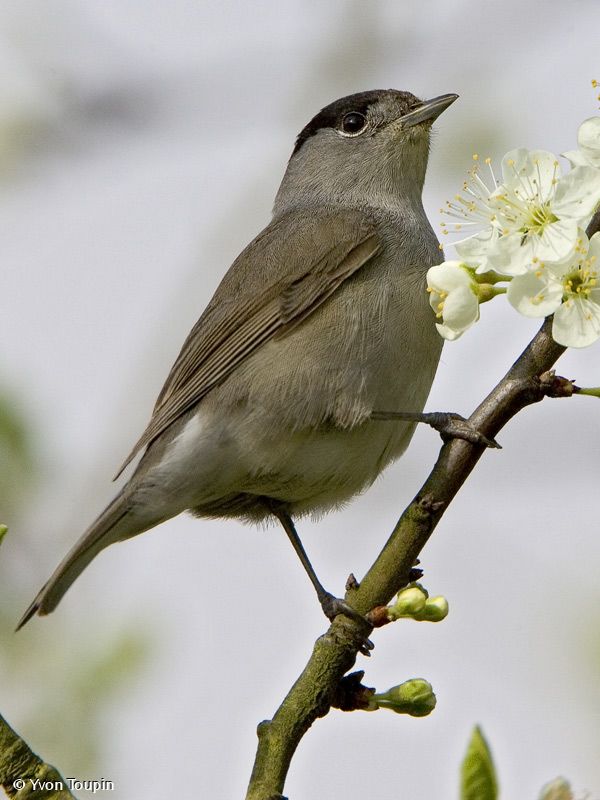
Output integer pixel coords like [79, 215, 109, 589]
[16, 490, 141, 630]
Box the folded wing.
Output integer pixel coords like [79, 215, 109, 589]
[116, 208, 381, 477]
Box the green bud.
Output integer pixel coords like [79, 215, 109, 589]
[538, 777, 573, 800]
[388, 584, 449, 623]
[373, 678, 436, 717]
[388, 583, 428, 620]
[0, 525, 7, 547]
[423, 595, 449, 622]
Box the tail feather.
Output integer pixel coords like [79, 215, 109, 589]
[16, 491, 134, 630]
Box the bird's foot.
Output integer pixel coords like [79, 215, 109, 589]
[421, 412, 501, 449]
[318, 591, 374, 655]
[372, 410, 500, 449]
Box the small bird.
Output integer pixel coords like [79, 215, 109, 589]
[18, 89, 459, 630]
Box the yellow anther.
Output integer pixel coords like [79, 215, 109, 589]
[472, 154, 479, 160]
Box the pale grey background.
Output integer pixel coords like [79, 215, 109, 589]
[1, 1, 599, 798]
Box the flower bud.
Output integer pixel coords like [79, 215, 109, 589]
[538, 777, 573, 800]
[372, 678, 436, 717]
[422, 595, 449, 622]
[388, 584, 428, 620]
[387, 584, 448, 623]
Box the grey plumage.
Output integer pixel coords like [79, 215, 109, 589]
[18, 89, 457, 629]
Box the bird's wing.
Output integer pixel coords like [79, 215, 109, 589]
[115, 207, 381, 477]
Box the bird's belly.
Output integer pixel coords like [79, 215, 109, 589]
[233, 416, 416, 514]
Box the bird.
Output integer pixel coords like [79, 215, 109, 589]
[18, 88, 459, 630]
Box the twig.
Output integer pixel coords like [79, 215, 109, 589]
[245, 211, 600, 800]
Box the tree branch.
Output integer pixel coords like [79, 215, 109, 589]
[0, 713, 77, 799]
[246, 321, 564, 800]
[245, 211, 600, 800]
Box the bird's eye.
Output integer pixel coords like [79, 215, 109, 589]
[340, 111, 367, 136]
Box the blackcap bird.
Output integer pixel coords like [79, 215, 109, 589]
[18, 89, 459, 629]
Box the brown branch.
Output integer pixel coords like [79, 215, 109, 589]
[0, 713, 77, 799]
[245, 211, 600, 800]
[246, 320, 565, 800]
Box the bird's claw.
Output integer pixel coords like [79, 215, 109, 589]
[424, 412, 501, 449]
[319, 592, 374, 655]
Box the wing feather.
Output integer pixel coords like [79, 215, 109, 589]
[115, 209, 380, 477]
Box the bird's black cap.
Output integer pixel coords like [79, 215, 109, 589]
[292, 89, 420, 156]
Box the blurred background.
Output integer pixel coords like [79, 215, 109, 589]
[1, 1, 599, 798]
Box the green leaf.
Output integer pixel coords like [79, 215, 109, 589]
[460, 726, 498, 800]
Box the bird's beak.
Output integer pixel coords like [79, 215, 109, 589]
[400, 93, 459, 128]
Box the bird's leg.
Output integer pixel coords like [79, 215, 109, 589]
[371, 410, 501, 449]
[266, 501, 371, 631]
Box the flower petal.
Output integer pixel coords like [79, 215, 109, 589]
[426, 261, 472, 292]
[455, 228, 499, 270]
[500, 149, 560, 199]
[507, 271, 562, 318]
[552, 297, 600, 347]
[500, 148, 530, 183]
[534, 218, 579, 263]
[552, 166, 600, 220]
[441, 285, 480, 330]
[577, 117, 600, 167]
[562, 149, 590, 168]
[486, 232, 532, 276]
[435, 322, 462, 340]
[587, 231, 600, 263]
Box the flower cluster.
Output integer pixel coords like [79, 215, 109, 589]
[428, 95, 600, 348]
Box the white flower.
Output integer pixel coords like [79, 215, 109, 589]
[443, 149, 600, 277]
[563, 117, 600, 169]
[426, 261, 480, 340]
[486, 149, 600, 274]
[507, 231, 600, 347]
[441, 156, 501, 273]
